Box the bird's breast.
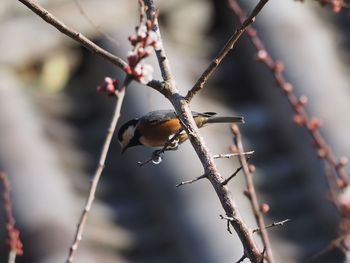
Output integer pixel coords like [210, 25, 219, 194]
[138, 118, 186, 147]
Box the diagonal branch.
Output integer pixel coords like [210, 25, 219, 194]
[18, 0, 127, 69]
[184, 0, 270, 102]
[17, 0, 164, 92]
[66, 77, 130, 263]
[143, 1, 264, 262]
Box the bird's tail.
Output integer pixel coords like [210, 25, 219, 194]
[206, 115, 244, 124]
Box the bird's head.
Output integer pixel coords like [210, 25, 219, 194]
[117, 119, 141, 154]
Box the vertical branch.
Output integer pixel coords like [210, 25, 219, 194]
[0, 172, 23, 263]
[66, 77, 130, 263]
[232, 126, 275, 263]
[144, 1, 173, 82]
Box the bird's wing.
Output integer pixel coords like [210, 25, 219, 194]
[140, 110, 217, 125]
[140, 110, 178, 125]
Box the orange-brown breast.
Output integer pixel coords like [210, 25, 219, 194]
[137, 115, 207, 147]
[137, 118, 182, 147]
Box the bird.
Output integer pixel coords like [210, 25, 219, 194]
[117, 110, 244, 154]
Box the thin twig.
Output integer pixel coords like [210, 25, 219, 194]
[176, 174, 206, 187]
[144, 1, 265, 261]
[8, 250, 17, 263]
[17, 0, 164, 92]
[307, 235, 345, 262]
[222, 157, 251, 186]
[232, 125, 275, 263]
[253, 219, 291, 234]
[213, 151, 254, 159]
[66, 77, 130, 263]
[228, 0, 349, 187]
[184, 0, 270, 102]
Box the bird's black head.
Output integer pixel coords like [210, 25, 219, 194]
[118, 119, 141, 154]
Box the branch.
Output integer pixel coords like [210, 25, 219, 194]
[219, 214, 234, 234]
[176, 174, 206, 187]
[17, 0, 165, 92]
[0, 172, 23, 263]
[184, 0, 270, 102]
[228, 0, 349, 188]
[18, 0, 127, 69]
[308, 0, 350, 12]
[232, 125, 275, 263]
[252, 219, 291, 234]
[66, 77, 130, 263]
[222, 157, 251, 186]
[213, 151, 254, 159]
[143, 1, 264, 262]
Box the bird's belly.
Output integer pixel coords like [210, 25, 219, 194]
[139, 132, 188, 147]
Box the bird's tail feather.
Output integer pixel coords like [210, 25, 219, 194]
[206, 116, 244, 124]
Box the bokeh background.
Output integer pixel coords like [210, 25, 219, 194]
[1, 0, 350, 262]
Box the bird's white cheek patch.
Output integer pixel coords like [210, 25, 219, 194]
[122, 125, 136, 147]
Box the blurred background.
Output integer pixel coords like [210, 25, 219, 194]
[1, 0, 350, 262]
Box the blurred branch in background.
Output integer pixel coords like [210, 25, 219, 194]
[67, 77, 128, 263]
[232, 124, 275, 263]
[0, 172, 23, 263]
[229, 0, 350, 259]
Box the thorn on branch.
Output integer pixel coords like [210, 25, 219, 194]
[176, 174, 206, 187]
[213, 151, 254, 159]
[222, 157, 251, 186]
[220, 214, 234, 221]
[220, 214, 234, 234]
[253, 219, 291, 234]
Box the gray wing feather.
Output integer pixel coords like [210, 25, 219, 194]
[139, 110, 218, 125]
